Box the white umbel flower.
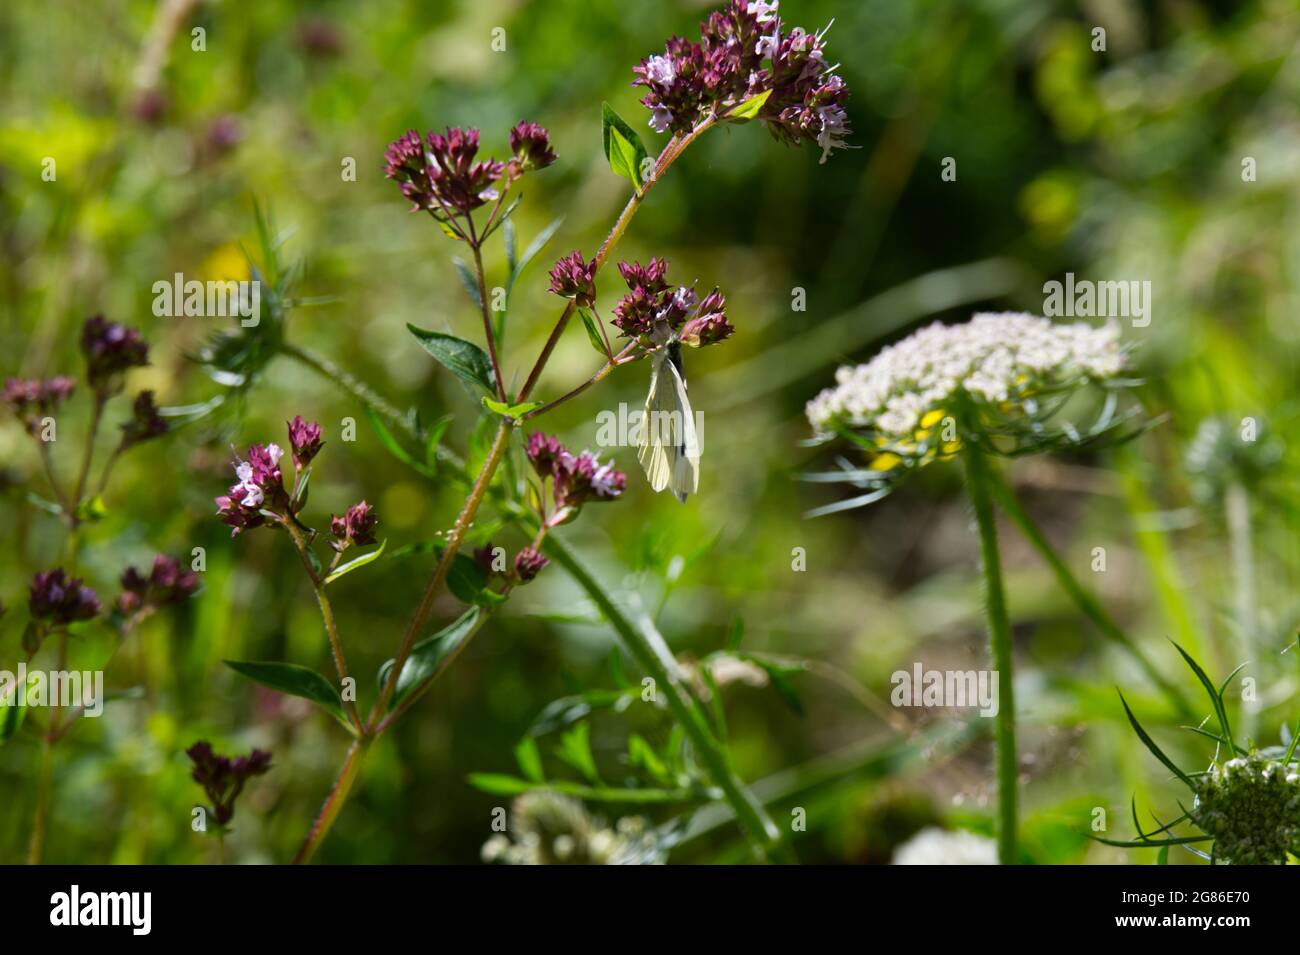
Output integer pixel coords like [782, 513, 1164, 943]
[892, 826, 998, 865]
[806, 313, 1125, 439]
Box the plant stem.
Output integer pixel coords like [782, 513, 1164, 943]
[292, 738, 368, 865]
[963, 444, 1017, 865]
[520, 344, 639, 421]
[515, 120, 712, 403]
[542, 532, 789, 862]
[367, 418, 514, 724]
[71, 394, 105, 514]
[280, 518, 363, 731]
[470, 242, 508, 402]
[985, 469, 1195, 719]
[1224, 481, 1256, 738]
[27, 631, 68, 864]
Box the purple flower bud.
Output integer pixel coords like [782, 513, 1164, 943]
[474, 543, 505, 577]
[513, 547, 549, 583]
[427, 126, 506, 214]
[617, 257, 670, 294]
[81, 315, 149, 394]
[120, 391, 169, 448]
[526, 432, 565, 479]
[29, 569, 101, 625]
[509, 121, 557, 172]
[547, 251, 597, 307]
[116, 555, 200, 615]
[186, 741, 272, 827]
[287, 416, 324, 470]
[678, 288, 734, 346]
[4, 376, 76, 432]
[330, 500, 378, 549]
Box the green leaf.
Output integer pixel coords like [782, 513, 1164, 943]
[364, 406, 436, 479]
[407, 324, 495, 393]
[467, 773, 534, 796]
[447, 552, 504, 606]
[0, 685, 27, 745]
[423, 414, 452, 470]
[725, 617, 744, 652]
[627, 733, 670, 785]
[481, 396, 543, 421]
[506, 216, 565, 299]
[503, 218, 518, 274]
[601, 102, 649, 191]
[514, 737, 545, 783]
[1169, 641, 1234, 747]
[379, 607, 482, 710]
[1118, 691, 1196, 790]
[728, 88, 772, 121]
[451, 257, 483, 309]
[577, 308, 610, 357]
[25, 492, 63, 516]
[75, 494, 108, 523]
[555, 721, 601, 785]
[324, 539, 387, 584]
[1156, 845, 1170, 865]
[224, 660, 351, 731]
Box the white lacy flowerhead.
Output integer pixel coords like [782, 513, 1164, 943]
[892, 826, 998, 865]
[806, 312, 1125, 440]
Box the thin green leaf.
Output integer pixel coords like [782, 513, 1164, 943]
[451, 257, 483, 309]
[407, 324, 495, 393]
[324, 539, 387, 584]
[506, 216, 565, 298]
[727, 88, 772, 121]
[1170, 641, 1234, 748]
[364, 406, 437, 479]
[423, 414, 453, 470]
[577, 307, 610, 357]
[379, 607, 482, 710]
[514, 737, 545, 783]
[224, 660, 351, 731]
[1119, 691, 1196, 790]
[555, 722, 601, 785]
[467, 773, 534, 796]
[481, 396, 544, 421]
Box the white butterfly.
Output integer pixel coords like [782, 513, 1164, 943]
[638, 341, 700, 503]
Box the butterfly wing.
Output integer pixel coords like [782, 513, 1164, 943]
[638, 348, 700, 503]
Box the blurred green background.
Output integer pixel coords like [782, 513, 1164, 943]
[2, 0, 1299, 863]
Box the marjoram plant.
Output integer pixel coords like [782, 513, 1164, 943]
[200, 0, 852, 863]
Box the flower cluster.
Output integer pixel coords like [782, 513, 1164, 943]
[29, 568, 101, 625]
[633, 1, 852, 162]
[3, 376, 75, 432]
[215, 442, 288, 536]
[329, 500, 377, 552]
[116, 555, 200, 616]
[384, 122, 555, 224]
[81, 315, 149, 396]
[547, 251, 598, 307]
[610, 258, 733, 346]
[480, 792, 665, 865]
[806, 313, 1125, 470]
[1191, 753, 1300, 865]
[185, 741, 272, 827]
[527, 432, 626, 525]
